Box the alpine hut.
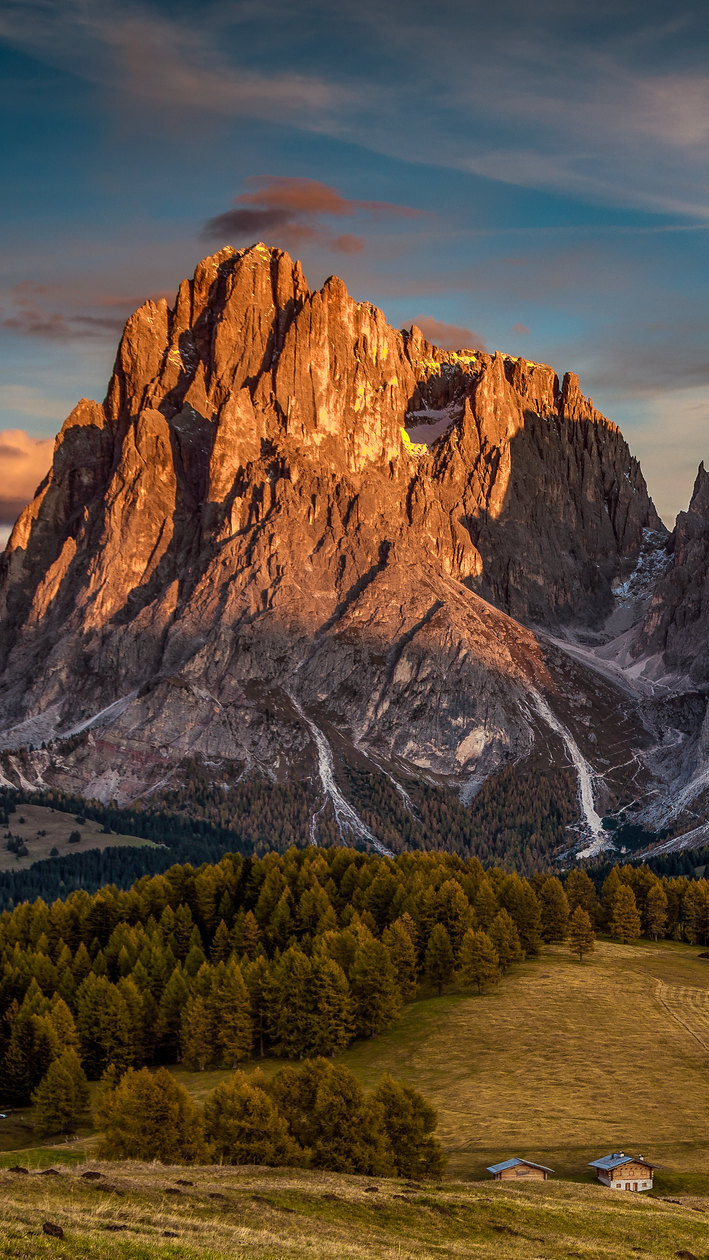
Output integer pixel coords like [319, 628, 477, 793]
[588, 1153, 656, 1191]
[486, 1158, 554, 1182]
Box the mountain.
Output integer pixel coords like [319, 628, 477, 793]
[0, 242, 706, 858]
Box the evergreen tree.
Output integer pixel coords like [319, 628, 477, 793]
[488, 910, 524, 973]
[538, 877, 570, 942]
[568, 906, 595, 961]
[350, 938, 402, 1036]
[645, 883, 668, 941]
[180, 995, 213, 1071]
[372, 1074, 446, 1177]
[381, 918, 418, 1000]
[242, 955, 272, 1059]
[308, 1063, 393, 1175]
[459, 929, 500, 993]
[211, 959, 253, 1066]
[268, 945, 314, 1058]
[210, 919, 230, 963]
[96, 1066, 204, 1162]
[32, 1049, 89, 1137]
[610, 885, 642, 943]
[309, 956, 354, 1056]
[424, 924, 454, 996]
[202, 1072, 303, 1166]
[565, 869, 600, 925]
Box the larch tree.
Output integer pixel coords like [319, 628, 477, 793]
[202, 1072, 302, 1166]
[424, 924, 454, 996]
[568, 906, 595, 961]
[211, 959, 253, 1067]
[381, 919, 418, 1001]
[372, 1074, 446, 1178]
[180, 995, 213, 1071]
[32, 1049, 89, 1137]
[96, 1066, 204, 1163]
[350, 937, 402, 1037]
[488, 909, 524, 973]
[610, 885, 642, 943]
[539, 877, 570, 942]
[459, 929, 500, 993]
[645, 883, 668, 941]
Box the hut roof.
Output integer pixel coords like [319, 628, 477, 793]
[588, 1153, 657, 1171]
[486, 1157, 554, 1174]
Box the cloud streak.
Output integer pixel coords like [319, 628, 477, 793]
[202, 176, 421, 254]
[411, 315, 487, 352]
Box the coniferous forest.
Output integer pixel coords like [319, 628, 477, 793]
[2, 841, 709, 1131]
[0, 758, 685, 912]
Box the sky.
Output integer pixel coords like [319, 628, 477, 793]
[2, 0, 709, 542]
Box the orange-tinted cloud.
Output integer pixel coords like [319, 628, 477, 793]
[202, 176, 420, 253]
[0, 428, 53, 526]
[412, 315, 487, 353]
[512, 322, 529, 335]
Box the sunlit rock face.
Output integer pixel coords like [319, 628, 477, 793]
[0, 244, 665, 807]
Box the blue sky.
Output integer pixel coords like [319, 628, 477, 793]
[2, 0, 709, 534]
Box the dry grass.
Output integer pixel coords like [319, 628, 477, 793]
[327, 939, 709, 1191]
[0, 804, 155, 872]
[1, 1159, 709, 1259]
[169, 939, 709, 1194]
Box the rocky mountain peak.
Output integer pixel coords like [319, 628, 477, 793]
[0, 243, 673, 832]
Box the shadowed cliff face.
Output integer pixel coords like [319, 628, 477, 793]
[0, 244, 665, 816]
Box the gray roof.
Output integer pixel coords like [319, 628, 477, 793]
[486, 1157, 554, 1174]
[588, 1153, 656, 1171]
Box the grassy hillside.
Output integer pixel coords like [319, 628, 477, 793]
[0, 803, 155, 872]
[164, 938, 709, 1194]
[2, 1160, 709, 1259]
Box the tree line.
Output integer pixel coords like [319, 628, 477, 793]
[3, 844, 708, 1126]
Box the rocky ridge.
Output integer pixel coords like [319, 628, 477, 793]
[0, 243, 705, 855]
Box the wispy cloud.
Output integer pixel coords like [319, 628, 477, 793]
[0, 0, 347, 126]
[202, 176, 421, 253]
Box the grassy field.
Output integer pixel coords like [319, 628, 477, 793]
[4, 937, 709, 1222]
[168, 938, 709, 1194]
[2, 1159, 709, 1259]
[0, 803, 156, 872]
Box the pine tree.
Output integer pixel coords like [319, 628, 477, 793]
[459, 929, 500, 993]
[565, 869, 601, 925]
[202, 1072, 303, 1166]
[268, 945, 314, 1058]
[488, 909, 524, 973]
[309, 956, 354, 1056]
[210, 919, 230, 963]
[538, 877, 570, 942]
[96, 1066, 204, 1162]
[424, 924, 454, 996]
[381, 919, 418, 1000]
[350, 938, 402, 1036]
[242, 955, 272, 1058]
[211, 959, 253, 1066]
[372, 1074, 446, 1177]
[308, 1063, 394, 1175]
[645, 883, 668, 941]
[32, 1049, 89, 1137]
[568, 906, 595, 961]
[180, 995, 214, 1071]
[610, 885, 642, 943]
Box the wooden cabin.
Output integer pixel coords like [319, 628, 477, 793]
[486, 1158, 554, 1182]
[588, 1153, 656, 1191]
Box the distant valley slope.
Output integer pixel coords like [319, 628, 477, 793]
[1, 243, 708, 860]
